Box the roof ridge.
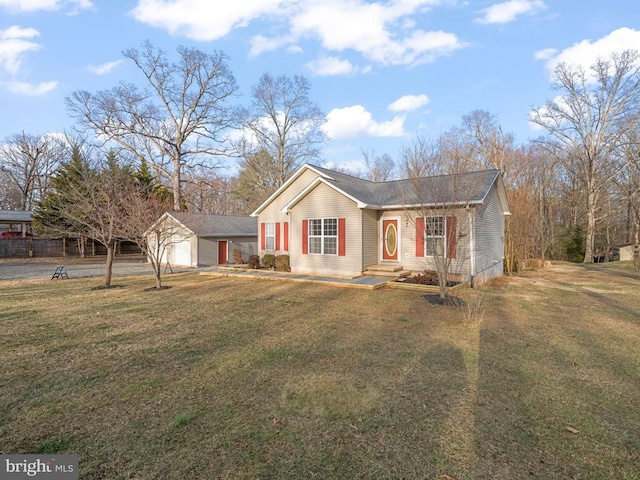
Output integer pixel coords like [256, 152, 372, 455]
[311, 163, 499, 185]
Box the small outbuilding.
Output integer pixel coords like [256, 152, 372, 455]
[612, 244, 640, 262]
[147, 212, 258, 267]
[0, 210, 33, 237]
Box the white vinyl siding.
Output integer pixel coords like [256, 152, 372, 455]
[290, 183, 362, 277]
[258, 169, 319, 256]
[361, 209, 378, 269]
[473, 186, 505, 279]
[387, 209, 472, 277]
[198, 237, 217, 265]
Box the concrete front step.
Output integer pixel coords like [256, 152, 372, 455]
[366, 263, 404, 273]
[363, 267, 412, 278]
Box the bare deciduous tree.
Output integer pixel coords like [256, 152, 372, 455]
[181, 168, 248, 215]
[401, 172, 479, 300]
[0, 132, 59, 210]
[399, 134, 445, 179]
[119, 197, 177, 290]
[33, 146, 135, 287]
[361, 149, 396, 181]
[66, 41, 238, 211]
[460, 109, 513, 174]
[236, 73, 327, 196]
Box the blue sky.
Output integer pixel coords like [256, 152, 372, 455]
[1, 0, 640, 173]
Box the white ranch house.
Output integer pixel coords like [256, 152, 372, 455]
[252, 164, 510, 285]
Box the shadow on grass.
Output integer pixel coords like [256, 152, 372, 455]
[423, 294, 465, 306]
[90, 284, 127, 291]
[143, 286, 173, 292]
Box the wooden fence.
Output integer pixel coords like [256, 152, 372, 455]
[0, 238, 141, 258]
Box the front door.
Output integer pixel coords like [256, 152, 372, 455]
[218, 240, 228, 265]
[382, 219, 398, 261]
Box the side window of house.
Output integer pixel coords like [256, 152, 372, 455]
[265, 222, 275, 250]
[425, 216, 445, 256]
[309, 218, 337, 255]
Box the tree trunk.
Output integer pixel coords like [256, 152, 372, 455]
[155, 266, 162, 289]
[172, 155, 182, 211]
[583, 191, 597, 263]
[104, 241, 115, 287]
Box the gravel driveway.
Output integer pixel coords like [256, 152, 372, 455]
[0, 257, 202, 281]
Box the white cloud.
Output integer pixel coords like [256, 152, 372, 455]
[388, 94, 429, 112]
[0, 0, 92, 13]
[0, 26, 41, 74]
[306, 56, 372, 76]
[0, 25, 39, 40]
[4, 80, 58, 95]
[307, 56, 355, 76]
[475, 0, 545, 24]
[289, 0, 464, 66]
[130, 0, 286, 42]
[323, 105, 405, 139]
[536, 27, 640, 79]
[249, 34, 292, 58]
[130, 0, 465, 67]
[534, 47, 556, 61]
[88, 60, 122, 75]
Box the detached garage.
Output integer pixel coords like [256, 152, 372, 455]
[147, 212, 258, 267]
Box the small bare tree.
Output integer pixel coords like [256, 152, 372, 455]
[120, 203, 185, 290]
[402, 172, 477, 301]
[33, 145, 135, 287]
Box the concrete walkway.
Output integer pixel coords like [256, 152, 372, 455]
[201, 267, 392, 290]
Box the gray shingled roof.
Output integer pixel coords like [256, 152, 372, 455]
[167, 212, 257, 237]
[0, 210, 33, 222]
[309, 165, 500, 208]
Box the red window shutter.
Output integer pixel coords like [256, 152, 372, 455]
[338, 218, 346, 256]
[416, 217, 424, 257]
[283, 222, 289, 251]
[302, 219, 308, 254]
[446, 216, 457, 259]
[260, 222, 265, 250]
[275, 222, 281, 251]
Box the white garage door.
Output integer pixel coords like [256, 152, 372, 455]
[173, 240, 192, 266]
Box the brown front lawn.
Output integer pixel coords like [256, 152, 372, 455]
[0, 262, 638, 479]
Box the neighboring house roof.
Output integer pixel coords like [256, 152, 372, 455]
[150, 212, 258, 237]
[252, 164, 510, 215]
[0, 210, 33, 222]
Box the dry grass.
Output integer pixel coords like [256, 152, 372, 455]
[1, 262, 639, 479]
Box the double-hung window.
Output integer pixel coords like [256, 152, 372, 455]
[424, 216, 445, 256]
[308, 218, 337, 255]
[265, 222, 275, 250]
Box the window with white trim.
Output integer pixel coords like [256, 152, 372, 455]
[265, 222, 275, 250]
[425, 216, 445, 257]
[309, 218, 337, 255]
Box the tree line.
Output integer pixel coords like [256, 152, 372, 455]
[1, 42, 639, 270]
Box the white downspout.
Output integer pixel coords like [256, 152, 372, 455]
[468, 206, 475, 287]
